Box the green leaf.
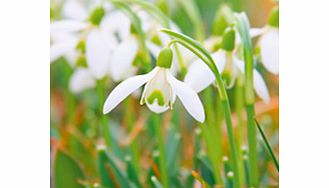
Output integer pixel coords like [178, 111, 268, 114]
[151, 176, 164, 188]
[97, 148, 132, 188]
[255, 119, 279, 172]
[53, 150, 85, 188]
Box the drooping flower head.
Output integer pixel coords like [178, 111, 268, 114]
[185, 25, 270, 103]
[103, 47, 205, 122]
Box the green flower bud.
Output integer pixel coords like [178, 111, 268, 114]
[212, 5, 234, 36]
[268, 7, 279, 27]
[221, 27, 236, 52]
[156, 47, 173, 68]
[89, 6, 105, 25]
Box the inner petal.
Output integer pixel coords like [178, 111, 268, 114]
[143, 68, 173, 113]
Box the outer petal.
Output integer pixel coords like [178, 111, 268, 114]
[101, 11, 131, 40]
[184, 50, 226, 93]
[110, 37, 139, 81]
[50, 20, 87, 34]
[62, 0, 88, 20]
[50, 40, 76, 63]
[103, 67, 158, 114]
[86, 28, 115, 79]
[253, 70, 270, 103]
[146, 41, 161, 59]
[184, 59, 215, 93]
[69, 68, 96, 93]
[167, 73, 205, 123]
[250, 27, 265, 38]
[260, 28, 279, 74]
[234, 57, 270, 103]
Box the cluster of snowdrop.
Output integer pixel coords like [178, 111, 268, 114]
[51, 0, 278, 123]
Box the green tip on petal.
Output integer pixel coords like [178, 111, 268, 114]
[89, 6, 105, 25]
[76, 40, 86, 53]
[221, 27, 236, 52]
[76, 55, 88, 68]
[156, 47, 173, 68]
[147, 90, 165, 106]
[268, 7, 279, 27]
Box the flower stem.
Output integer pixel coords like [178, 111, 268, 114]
[246, 105, 258, 186]
[153, 114, 169, 188]
[255, 119, 279, 172]
[97, 79, 111, 148]
[235, 12, 259, 187]
[160, 29, 242, 187]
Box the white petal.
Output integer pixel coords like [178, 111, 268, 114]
[184, 59, 215, 93]
[62, 0, 88, 21]
[234, 57, 270, 103]
[146, 101, 169, 113]
[101, 11, 131, 40]
[146, 41, 161, 59]
[69, 68, 96, 93]
[50, 40, 76, 62]
[110, 37, 139, 81]
[253, 70, 270, 103]
[168, 73, 205, 122]
[233, 56, 245, 73]
[212, 50, 227, 72]
[260, 28, 279, 74]
[250, 27, 265, 38]
[184, 50, 226, 93]
[50, 20, 87, 34]
[86, 29, 115, 79]
[103, 67, 158, 114]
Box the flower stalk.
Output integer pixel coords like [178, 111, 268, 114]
[152, 114, 169, 188]
[235, 12, 258, 186]
[161, 28, 242, 188]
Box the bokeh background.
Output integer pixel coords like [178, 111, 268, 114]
[51, 0, 278, 187]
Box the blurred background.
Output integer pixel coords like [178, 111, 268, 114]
[51, 0, 278, 187]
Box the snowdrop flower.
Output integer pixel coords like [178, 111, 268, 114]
[103, 47, 205, 122]
[254, 7, 279, 74]
[109, 10, 184, 82]
[184, 27, 270, 103]
[51, 5, 118, 79]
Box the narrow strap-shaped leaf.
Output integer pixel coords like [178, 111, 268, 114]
[53, 150, 85, 188]
[255, 119, 279, 171]
[97, 148, 132, 188]
[116, 0, 170, 27]
[177, 0, 204, 40]
[151, 176, 164, 188]
[125, 156, 143, 188]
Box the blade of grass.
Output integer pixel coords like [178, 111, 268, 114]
[151, 176, 164, 188]
[254, 119, 279, 172]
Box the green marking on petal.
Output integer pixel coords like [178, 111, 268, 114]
[76, 40, 86, 54]
[76, 55, 87, 67]
[151, 34, 162, 46]
[147, 90, 165, 106]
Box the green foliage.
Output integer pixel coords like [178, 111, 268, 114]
[53, 150, 85, 188]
